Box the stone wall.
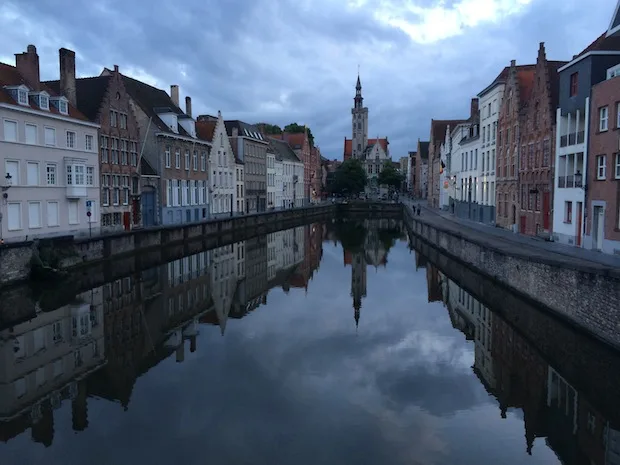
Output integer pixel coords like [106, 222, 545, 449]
[403, 206, 620, 349]
[410, 234, 620, 424]
[0, 204, 337, 286]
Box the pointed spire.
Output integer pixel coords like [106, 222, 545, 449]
[356, 73, 361, 90]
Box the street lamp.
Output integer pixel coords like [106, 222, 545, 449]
[2, 173, 12, 190]
[574, 170, 584, 189]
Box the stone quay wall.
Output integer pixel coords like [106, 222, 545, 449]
[403, 206, 620, 350]
[0, 204, 337, 287]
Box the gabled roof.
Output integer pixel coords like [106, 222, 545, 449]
[44, 75, 110, 121]
[478, 64, 536, 97]
[268, 137, 302, 163]
[195, 120, 217, 142]
[431, 120, 466, 146]
[343, 137, 388, 158]
[224, 120, 267, 143]
[558, 28, 620, 73]
[269, 132, 307, 150]
[609, 0, 620, 37]
[141, 157, 158, 176]
[0, 63, 89, 121]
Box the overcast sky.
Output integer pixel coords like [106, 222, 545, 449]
[0, 0, 615, 160]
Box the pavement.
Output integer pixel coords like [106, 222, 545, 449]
[402, 198, 620, 272]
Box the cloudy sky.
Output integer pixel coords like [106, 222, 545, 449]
[0, 0, 615, 160]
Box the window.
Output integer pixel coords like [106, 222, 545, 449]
[59, 100, 68, 115]
[130, 141, 138, 166]
[193, 151, 198, 170]
[25, 123, 37, 144]
[564, 201, 572, 223]
[101, 136, 109, 163]
[617, 103, 620, 129]
[68, 200, 79, 224]
[67, 131, 75, 149]
[3, 120, 17, 142]
[46, 164, 56, 185]
[85, 134, 94, 151]
[201, 151, 206, 171]
[5, 160, 19, 185]
[165, 146, 171, 168]
[120, 113, 127, 129]
[39, 94, 49, 110]
[7, 202, 21, 230]
[185, 150, 190, 170]
[167, 179, 173, 207]
[26, 162, 39, 185]
[44, 127, 56, 146]
[175, 149, 181, 168]
[597, 155, 607, 179]
[66, 165, 85, 185]
[110, 110, 117, 127]
[121, 139, 128, 164]
[111, 138, 119, 163]
[599, 106, 609, 132]
[570, 72, 578, 97]
[616, 153, 620, 179]
[18, 89, 28, 105]
[86, 166, 94, 185]
[28, 202, 41, 228]
[47, 201, 59, 226]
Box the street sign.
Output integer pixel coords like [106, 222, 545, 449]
[86, 200, 92, 207]
[86, 211, 91, 217]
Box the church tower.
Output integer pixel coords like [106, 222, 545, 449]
[351, 74, 368, 159]
[351, 251, 367, 327]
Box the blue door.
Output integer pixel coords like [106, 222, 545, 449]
[142, 191, 156, 227]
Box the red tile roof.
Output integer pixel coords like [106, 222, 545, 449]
[0, 62, 90, 121]
[343, 137, 388, 159]
[195, 120, 217, 142]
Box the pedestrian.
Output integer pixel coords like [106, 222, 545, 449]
[416, 205, 421, 216]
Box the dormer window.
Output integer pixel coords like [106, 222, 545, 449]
[50, 96, 69, 115]
[30, 91, 50, 111]
[18, 89, 28, 105]
[3, 85, 30, 106]
[59, 100, 68, 114]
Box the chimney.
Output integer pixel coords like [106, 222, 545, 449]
[185, 96, 192, 117]
[170, 85, 179, 106]
[15, 45, 40, 91]
[510, 59, 516, 67]
[470, 98, 479, 119]
[113, 64, 119, 73]
[232, 127, 238, 137]
[538, 42, 546, 60]
[59, 48, 77, 107]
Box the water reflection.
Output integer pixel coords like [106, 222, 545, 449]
[0, 218, 619, 465]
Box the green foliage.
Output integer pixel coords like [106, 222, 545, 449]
[378, 226, 402, 253]
[284, 122, 315, 147]
[378, 162, 404, 189]
[333, 220, 367, 253]
[330, 159, 367, 195]
[260, 123, 282, 135]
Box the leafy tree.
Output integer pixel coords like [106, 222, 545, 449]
[377, 162, 404, 190]
[257, 123, 282, 134]
[284, 122, 315, 147]
[330, 159, 367, 196]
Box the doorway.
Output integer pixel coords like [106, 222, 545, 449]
[592, 205, 605, 251]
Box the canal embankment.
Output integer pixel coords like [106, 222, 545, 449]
[403, 203, 620, 350]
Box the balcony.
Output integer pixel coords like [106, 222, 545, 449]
[66, 185, 87, 198]
[559, 131, 585, 148]
[558, 175, 583, 189]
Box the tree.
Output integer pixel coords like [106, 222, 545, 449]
[284, 122, 315, 147]
[257, 123, 282, 134]
[330, 159, 367, 196]
[377, 162, 404, 190]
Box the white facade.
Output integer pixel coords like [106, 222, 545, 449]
[267, 150, 276, 209]
[209, 111, 236, 217]
[274, 158, 283, 209]
[294, 163, 304, 207]
[478, 86, 501, 208]
[235, 162, 244, 215]
[1, 98, 100, 242]
[456, 124, 481, 204]
[553, 102, 589, 245]
[210, 242, 237, 334]
[363, 142, 391, 195]
[0, 287, 105, 420]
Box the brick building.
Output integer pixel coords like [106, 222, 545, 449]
[517, 43, 566, 236]
[585, 72, 620, 253]
[414, 139, 429, 198]
[47, 61, 142, 231]
[496, 60, 536, 229]
[428, 120, 465, 208]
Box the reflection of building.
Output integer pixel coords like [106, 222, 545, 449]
[425, 264, 442, 303]
[0, 288, 106, 443]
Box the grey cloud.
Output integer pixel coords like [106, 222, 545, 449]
[0, 0, 612, 158]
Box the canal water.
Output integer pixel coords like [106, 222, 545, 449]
[0, 219, 618, 465]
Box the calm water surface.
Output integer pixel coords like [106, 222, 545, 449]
[0, 220, 617, 465]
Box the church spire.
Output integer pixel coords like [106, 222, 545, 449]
[354, 73, 363, 109]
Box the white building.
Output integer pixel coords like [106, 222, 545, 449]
[1, 45, 100, 242]
[274, 157, 283, 210]
[210, 243, 236, 334]
[235, 161, 245, 215]
[478, 80, 500, 222]
[196, 111, 236, 218]
[266, 147, 276, 209]
[269, 138, 304, 208]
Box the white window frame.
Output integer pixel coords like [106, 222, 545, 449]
[3, 119, 17, 142]
[85, 134, 94, 151]
[59, 100, 68, 115]
[26, 161, 39, 186]
[5, 160, 19, 186]
[28, 201, 42, 229]
[44, 127, 56, 146]
[86, 166, 94, 186]
[47, 201, 60, 227]
[18, 89, 28, 105]
[599, 106, 609, 132]
[175, 149, 181, 169]
[66, 130, 76, 149]
[46, 163, 57, 185]
[25, 123, 37, 144]
[7, 202, 22, 231]
[39, 93, 49, 111]
[165, 146, 171, 168]
[597, 155, 606, 180]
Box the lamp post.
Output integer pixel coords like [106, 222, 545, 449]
[1, 173, 13, 245]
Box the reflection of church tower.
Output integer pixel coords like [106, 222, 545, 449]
[351, 251, 367, 327]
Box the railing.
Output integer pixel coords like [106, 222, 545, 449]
[559, 131, 585, 147]
[558, 175, 582, 188]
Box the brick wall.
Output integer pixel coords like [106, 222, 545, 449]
[587, 77, 620, 248]
[404, 207, 620, 350]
